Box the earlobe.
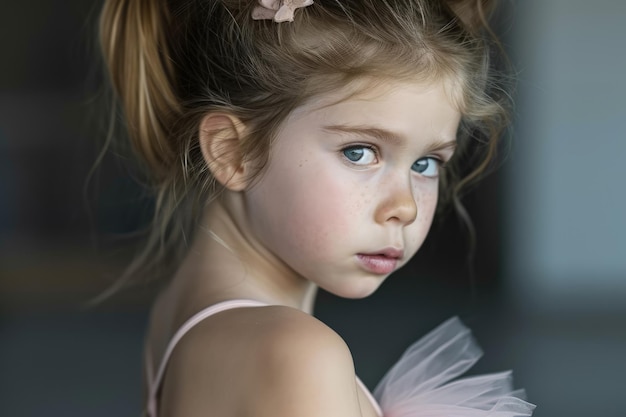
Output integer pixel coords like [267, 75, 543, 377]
[198, 113, 249, 191]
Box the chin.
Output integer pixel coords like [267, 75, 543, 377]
[327, 276, 385, 299]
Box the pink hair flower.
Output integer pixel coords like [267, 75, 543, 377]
[252, 0, 314, 23]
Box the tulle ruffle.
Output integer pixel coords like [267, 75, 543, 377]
[373, 317, 535, 417]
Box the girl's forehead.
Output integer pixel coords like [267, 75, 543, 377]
[282, 78, 462, 145]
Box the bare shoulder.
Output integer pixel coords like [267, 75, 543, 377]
[159, 305, 363, 417]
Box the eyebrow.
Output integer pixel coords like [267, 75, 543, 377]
[322, 124, 457, 153]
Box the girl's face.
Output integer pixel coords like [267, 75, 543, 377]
[244, 80, 461, 299]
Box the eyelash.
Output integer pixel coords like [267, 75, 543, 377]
[341, 144, 379, 164]
[412, 156, 443, 177]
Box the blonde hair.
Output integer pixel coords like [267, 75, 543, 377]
[98, 0, 511, 292]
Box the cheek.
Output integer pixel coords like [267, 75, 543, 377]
[419, 187, 438, 223]
[283, 167, 358, 256]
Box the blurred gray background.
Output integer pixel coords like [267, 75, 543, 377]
[1, 1, 625, 416]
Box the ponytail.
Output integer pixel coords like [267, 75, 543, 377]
[93, 0, 189, 304]
[99, 0, 181, 180]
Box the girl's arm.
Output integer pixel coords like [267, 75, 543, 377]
[158, 306, 364, 417]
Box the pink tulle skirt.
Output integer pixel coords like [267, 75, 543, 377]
[373, 317, 536, 417]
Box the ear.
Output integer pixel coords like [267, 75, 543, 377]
[198, 112, 249, 191]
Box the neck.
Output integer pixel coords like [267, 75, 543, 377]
[175, 191, 318, 314]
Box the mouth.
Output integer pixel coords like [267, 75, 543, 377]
[356, 248, 403, 275]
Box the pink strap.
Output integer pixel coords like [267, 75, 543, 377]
[146, 299, 267, 417]
[357, 377, 383, 417]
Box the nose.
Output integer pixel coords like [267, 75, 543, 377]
[374, 179, 418, 225]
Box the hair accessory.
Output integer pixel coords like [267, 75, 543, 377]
[252, 0, 313, 23]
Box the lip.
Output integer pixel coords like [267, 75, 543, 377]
[356, 248, 403, 275]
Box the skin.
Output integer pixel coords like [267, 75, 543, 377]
[146, 79, 461, 417]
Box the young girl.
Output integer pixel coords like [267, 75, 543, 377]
[99, 0, 535, 416]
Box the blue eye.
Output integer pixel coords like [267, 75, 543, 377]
[412, 157, 440, 177]
[342, 146, 377, 165]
